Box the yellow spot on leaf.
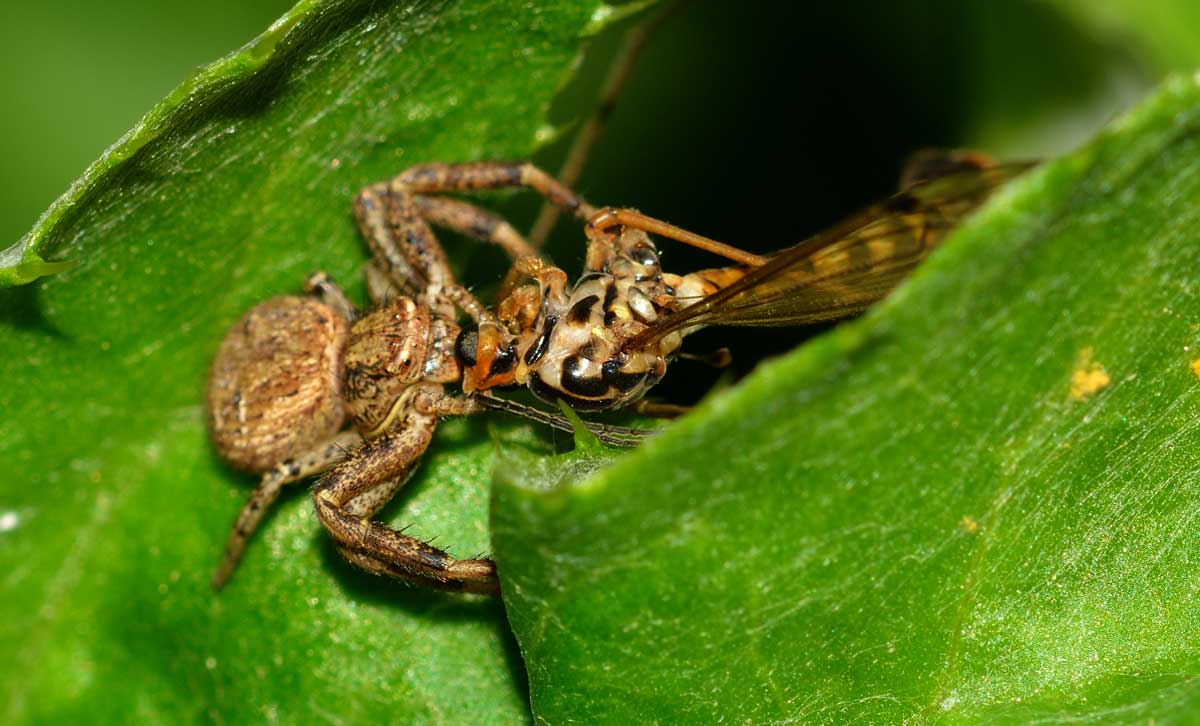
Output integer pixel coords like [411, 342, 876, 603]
[960, 515, 979, 534]
[1190, 358, 1200, 380]
[1070, 347, 1110, 400]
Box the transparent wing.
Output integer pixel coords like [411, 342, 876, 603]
[666, 214, 944, 326]
[625, 157, 1034, 349]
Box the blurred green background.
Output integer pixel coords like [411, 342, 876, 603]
[0, 0, 293, 246]
[2, 0, 1192, 280]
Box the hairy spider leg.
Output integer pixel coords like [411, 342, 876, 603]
[313, 388, 497, 594]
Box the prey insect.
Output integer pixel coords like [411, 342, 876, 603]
[207, 149, 1030, 594]
[605, 149, 1034, 348]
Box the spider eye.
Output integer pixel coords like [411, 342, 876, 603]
[455, 328, 478, 367]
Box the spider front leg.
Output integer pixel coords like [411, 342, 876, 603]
[354, 161, 593, 295]
[396, 161, 595, 221]
[412, 194, 537, 261]
[312, 386, 497, 594]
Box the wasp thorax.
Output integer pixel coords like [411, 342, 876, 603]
[522, 264, 671, 412]
[343, 298, 431, 436]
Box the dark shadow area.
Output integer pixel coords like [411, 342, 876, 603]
[0, 283, 67, 337]
[522, 0, 1139, 405]
[314, 532, 532, 712]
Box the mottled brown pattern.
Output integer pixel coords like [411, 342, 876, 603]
[207, 295, 348, 473]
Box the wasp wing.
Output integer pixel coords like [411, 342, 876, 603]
[626, 158, 1034, 348]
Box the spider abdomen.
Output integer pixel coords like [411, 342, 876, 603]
[206, 296, 348, 472]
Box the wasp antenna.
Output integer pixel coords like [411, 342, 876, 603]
[680, 347, 732, 369]
[474, 393, 657, 446]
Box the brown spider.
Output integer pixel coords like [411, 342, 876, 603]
[208, 162, 665, 595]
[209, 152, 1020, 596]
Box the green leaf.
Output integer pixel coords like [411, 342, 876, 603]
[1048, 0, 1200, 73]
[0, 0, 619, 722]
[492, 75, 1200, 723]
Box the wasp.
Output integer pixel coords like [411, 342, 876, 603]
[208, 149, 1031, 593]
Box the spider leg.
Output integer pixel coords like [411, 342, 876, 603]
[354, 186, 512, 325]
[303, 271, 357, 320]
[413, 194, 537, 261]
[395, 161, 594, 220]
[312, 387, 497, 594]
[363, 260, 403, 305]
[212, 429, 363, 590]
[354, 161, 587, 293]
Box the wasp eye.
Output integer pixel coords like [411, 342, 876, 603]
[488, 341, 517, 377]
[630, 245, 659, 268]
[601, 358, 646, 393]
[455, 328, 478, 367]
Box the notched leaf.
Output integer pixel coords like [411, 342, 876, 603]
[492, 425, 620, 498]
[494, 74, 1200, 723]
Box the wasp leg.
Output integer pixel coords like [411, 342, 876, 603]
[587, 208, 768, 267]
[490, 255, 570, 330]
[529, 0, 687, 246]
[631, 401, 691, 419]
[312, 388, 497, 594]
[213, 429, 363, 590]
[680, 347, 732, 368]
